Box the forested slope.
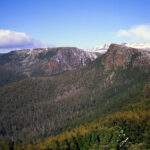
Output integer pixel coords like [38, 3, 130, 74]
[15, 88, 150, 150]
[0, 44, 149, 149]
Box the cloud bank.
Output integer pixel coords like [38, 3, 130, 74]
[117, 25, 150, 41]
[0, 29, 46, 50]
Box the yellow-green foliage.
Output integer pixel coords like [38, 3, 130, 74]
[2, 84, 150, 150]
[0, 139, 12, 150]
[14, 97, 150, 150]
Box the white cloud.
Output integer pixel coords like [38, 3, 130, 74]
[0, 29, 46, 50]
[117, 25, 150, 41]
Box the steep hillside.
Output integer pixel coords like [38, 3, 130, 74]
[15, 93, 150, 150]
[102, 44, 150, 70]
[0, 47, 97, 86]
[1, 86, 150, 150]
[0, 44, 149, 146]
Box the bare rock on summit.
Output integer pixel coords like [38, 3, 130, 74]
[102, 44, 150, 70]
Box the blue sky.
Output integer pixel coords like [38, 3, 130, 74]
[0, 0, 150, 51]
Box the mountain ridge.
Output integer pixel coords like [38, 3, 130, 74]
[0, 47, 98, 86]
[0, 44, 149, 144]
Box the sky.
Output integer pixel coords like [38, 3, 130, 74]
[0, 0, 150, 52]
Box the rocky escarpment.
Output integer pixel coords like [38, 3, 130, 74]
[0, 47, 97, 86]
[0, 44, 149, 143]
[102, 44, 150, 70]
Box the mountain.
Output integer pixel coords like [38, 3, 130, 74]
[0, 47, 97, 86]
[88, 43, 109, 53]
[90, 42, 150, 54]
[102, 44, 150, 70]
[0, 43, 149, 149]
[124, 43, 150, 50]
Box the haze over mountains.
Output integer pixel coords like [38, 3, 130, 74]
[0, 43, 149, 149]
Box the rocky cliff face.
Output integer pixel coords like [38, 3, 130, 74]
[102, 44, 150, 70]
[0, 44, 149, 143]
[0, 47, 97, 86]
[0, 44, 149, 86]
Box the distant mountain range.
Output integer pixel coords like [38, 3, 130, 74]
[88, 43, 110, 53]
[88, 42, 150, 53]
[124, 43, 150, 50]
[0, 43, 150, 149]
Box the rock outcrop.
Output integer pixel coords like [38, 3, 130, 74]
[102, 44, 150, 70]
